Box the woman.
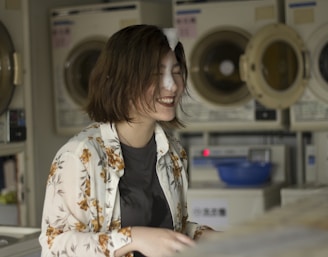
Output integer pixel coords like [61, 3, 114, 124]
[39, 24, 213, 257]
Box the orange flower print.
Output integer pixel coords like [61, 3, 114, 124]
[170, 153, 182, 180]
[173, 165, 182, 180]
[47, 162, 57, 181]
[106, 147, 124, 170]
[81, 148, 91, 164]
[194, 229, 203, 240]
[181, 214, 188, 232]
[194, 226, 213, 240]
[85, 178, 91, 197]
[91, 199, 103, 213]
[46, 225, 63, 248]
[98, 234, 110, 257]
[180, 149, 187, 160]
[91, 218, 103, 232]
[118, 227, 132, 237]
[78, 198, 89, 211]
[75, 221, 86, 232]
[100, 169, 107, 183]
[109, 219, 121, 230]
[95, 136, 105, 147]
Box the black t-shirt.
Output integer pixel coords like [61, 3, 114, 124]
[119, 135, 173, 257]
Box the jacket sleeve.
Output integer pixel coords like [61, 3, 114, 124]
[39, 149, 132, 257]
[170, 135, 215, 239]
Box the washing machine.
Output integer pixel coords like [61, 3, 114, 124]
[245, 1, 328, 188]
[281, 185, 328, 206]
[285, 0, 328, 131]
[187, 144, 291, 231]
[173, 0, 290, 132]
[0, 0, 24, 119]
[50, 1, 172, 135]
[188, 183, 283, 231]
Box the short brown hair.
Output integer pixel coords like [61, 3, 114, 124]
[86, 24, 188, 129]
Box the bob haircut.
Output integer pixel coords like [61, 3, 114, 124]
[86, 24, 188, 129]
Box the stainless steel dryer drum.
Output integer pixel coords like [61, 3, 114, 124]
[50, 1, 172, 135]
[173, 0, 289, 132]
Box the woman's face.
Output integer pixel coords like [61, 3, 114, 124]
[133, 50, 185, 124]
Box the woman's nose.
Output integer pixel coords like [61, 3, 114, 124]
[163, 73, 177, 92]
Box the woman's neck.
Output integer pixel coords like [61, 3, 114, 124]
[116, 121, 156, 148]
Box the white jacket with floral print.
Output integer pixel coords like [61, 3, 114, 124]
[39, 122, 205, 257]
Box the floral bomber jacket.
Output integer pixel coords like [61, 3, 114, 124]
[39, 122, 207, 257]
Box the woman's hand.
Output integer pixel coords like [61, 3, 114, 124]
[115, 227, 195, 257]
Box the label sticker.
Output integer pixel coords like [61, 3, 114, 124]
[175, 14, 197, 39]
[189, 198, 228, 230]
[52, 21, 73, 49]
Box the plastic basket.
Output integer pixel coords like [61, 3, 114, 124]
[215, 161, 272, 186]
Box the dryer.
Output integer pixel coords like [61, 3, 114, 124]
[50, 1, 172, 135]
[285, 0, 328, 131]
[0, 0, 27, 143]
[0, 0, 24, 117]
[173, 0, 288, 132]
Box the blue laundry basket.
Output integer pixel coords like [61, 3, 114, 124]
[215, 161, 272, 186]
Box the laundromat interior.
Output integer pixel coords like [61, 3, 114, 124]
[0, 0, 328, 256]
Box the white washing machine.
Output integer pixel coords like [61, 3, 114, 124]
[173, 0, 289, 132]
[50, 1, 172, 135]
[0, 0, 25, 118]
[240, 22, 309, 109]
[304, 132, 328, 184]
[281, 185, 328, 206]
[187, 144, 290, 231]
[285, 0, 328, 131]
[239, 8, 322, 127]
[188, 183, 283, 231]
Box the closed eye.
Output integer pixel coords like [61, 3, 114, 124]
[156, 71, 181, 76]
[172, 69, 182, 74]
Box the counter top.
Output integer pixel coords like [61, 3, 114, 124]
[0, 226, 41, 257]
[176, 188, 328, 257]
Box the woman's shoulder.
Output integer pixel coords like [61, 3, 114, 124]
[57, 122, 119, 155]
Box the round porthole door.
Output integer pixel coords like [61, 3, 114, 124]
[189, 26, 253, 107]
[0, 21, 20, 115]
[307, 23, 328, 103]
[64, 38, 106, 107]
[239, 23, 309, 109]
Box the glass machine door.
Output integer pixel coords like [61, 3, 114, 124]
[189, 27, 253, 107]
[0, 21, 20, 116]
[64, 38, 105, 108]
[239, 23, 309, 109]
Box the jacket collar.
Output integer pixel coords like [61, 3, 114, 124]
[98, 122, 170, 171]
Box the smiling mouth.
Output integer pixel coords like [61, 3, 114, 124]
[157, 96, 175, 105]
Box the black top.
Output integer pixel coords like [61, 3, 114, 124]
[119, 135, 173, 257]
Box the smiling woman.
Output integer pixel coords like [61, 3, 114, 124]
[39, 24, 215, 257]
